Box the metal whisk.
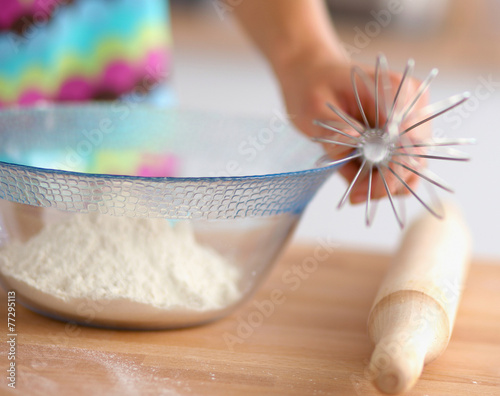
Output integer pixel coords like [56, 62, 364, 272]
[313, 54, 474, 228]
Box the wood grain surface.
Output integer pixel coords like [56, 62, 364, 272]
[1, 245, 499, 396]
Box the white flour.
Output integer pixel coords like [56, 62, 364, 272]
[0, 213, 242, 326]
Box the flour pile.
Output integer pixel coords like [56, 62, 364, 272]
[0, 213, 242, 326]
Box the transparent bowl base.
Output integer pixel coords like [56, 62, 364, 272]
[0, 201, 299, 329]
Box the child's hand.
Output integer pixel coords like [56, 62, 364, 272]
[233, 0, 430, 204]
[275, 56, 430, 204]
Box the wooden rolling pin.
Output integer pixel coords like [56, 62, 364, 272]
[367, 203, 472, 394]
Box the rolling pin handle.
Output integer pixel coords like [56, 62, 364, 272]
[369, 330, 430, 394]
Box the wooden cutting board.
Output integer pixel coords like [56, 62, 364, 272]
[1, 245, 499, 396]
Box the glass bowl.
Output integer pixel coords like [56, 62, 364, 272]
[0, 104, 337, 329]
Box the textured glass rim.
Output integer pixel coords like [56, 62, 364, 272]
[0, 159, 338, 183]
[0, 103, 339, 183]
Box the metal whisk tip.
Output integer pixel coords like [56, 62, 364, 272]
[313, 55, 474, 229]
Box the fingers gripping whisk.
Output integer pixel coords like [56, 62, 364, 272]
[312, 54, 474, 228]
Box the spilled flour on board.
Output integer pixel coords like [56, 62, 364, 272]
[20, 345, 187, 396]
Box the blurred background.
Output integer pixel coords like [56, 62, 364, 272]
[169, 0, 500, 258]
